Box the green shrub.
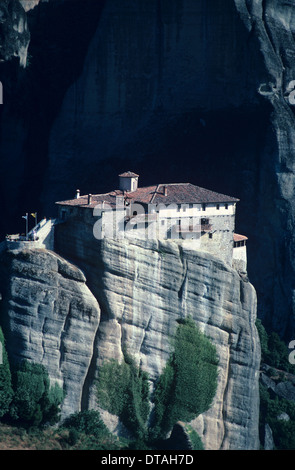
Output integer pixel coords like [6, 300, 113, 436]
[63, 410, 109, 439]
[151, 317, 218, 439]
[256, 319, 295, 373]
[96, 316, 218, 448]
[259, 383, 295, 449]
[255, 319, 269, 360]
[186, 426, 204, 450]
[68, 428, 80, 446]
[9, 361, 64, 427]
[0, 327, 13, 418]
[62, 410, 123, 450]
[97, 353, 150, 440]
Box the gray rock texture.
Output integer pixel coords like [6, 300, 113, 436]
[0, 0, 30, 66]
[0, 238, 260, 450]
[19, 0, 42, 12]
[233, 0, 295, 339]
[55, 214, 261, 450]
[0, 0, 295, 341]
[0, 248, 101, 418]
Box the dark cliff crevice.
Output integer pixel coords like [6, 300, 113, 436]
[261, 0, 282, 73]
[0, 0, 107, 237]
[178, 246, 188, 302]
[81, 321, 100, 412]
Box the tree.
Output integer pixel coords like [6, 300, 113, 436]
[0, 327, 13, 418]
[9, 361, 64, 426]
[96, 316, 218, 447]
[151, 317, 218, 439]
[96, 353, 150, 440]
[255, 319, 269, 361]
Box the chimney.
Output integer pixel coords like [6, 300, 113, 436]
[75, 189, 80, 199]
[88, 194, 92, 205]
[164, 186, 168, 196]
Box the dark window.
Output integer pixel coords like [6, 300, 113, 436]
[216, 204, 220, 210]
[202, 204, 206, 211]
[225, 203, 228, 210]
[209, 233, 213, 239]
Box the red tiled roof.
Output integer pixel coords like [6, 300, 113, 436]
[233, 233, 248, 242]
[56, 190, 124, 209]
[128, 183, 239, 205]
[56, 183, 239, 208]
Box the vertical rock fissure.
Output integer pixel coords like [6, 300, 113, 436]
[219, 332, 232, 450]
[80, 320, 100, 412]
[138, 312, 153, 360]
[59, 301, 72, 372]
[178, 246, 188, 304]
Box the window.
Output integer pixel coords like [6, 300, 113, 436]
[202, 204, 206, 211]
[216, 204, 220, 210]
[209, 233, 213, 239]
[225, 203, 228, 210]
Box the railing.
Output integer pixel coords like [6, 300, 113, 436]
[5, 218, 56, 250]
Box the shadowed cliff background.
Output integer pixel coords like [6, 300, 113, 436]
[0, 0, 294, 340]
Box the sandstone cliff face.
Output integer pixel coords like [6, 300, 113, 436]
[93, 239, 260, 450]
[0, 224, 261, 449]
[0, 248, 101, 418]
[85, 238, 260, 450]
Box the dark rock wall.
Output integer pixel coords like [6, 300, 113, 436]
[0, 0, 295, 338]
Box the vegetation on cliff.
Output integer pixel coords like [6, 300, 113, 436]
[97, 351, 150, 442]
[9, 361, 65, 427]
[256, 319, 295, 374]
[0, 327, 13, 417]
[96, 316, 218, 449]
[151, 317, 218, 440]
[0, 334, 64, 428]
[256, 319, 295, 449]
[0, 312, 218, 450]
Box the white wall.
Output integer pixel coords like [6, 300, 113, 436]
[233, 245, 247, 271]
